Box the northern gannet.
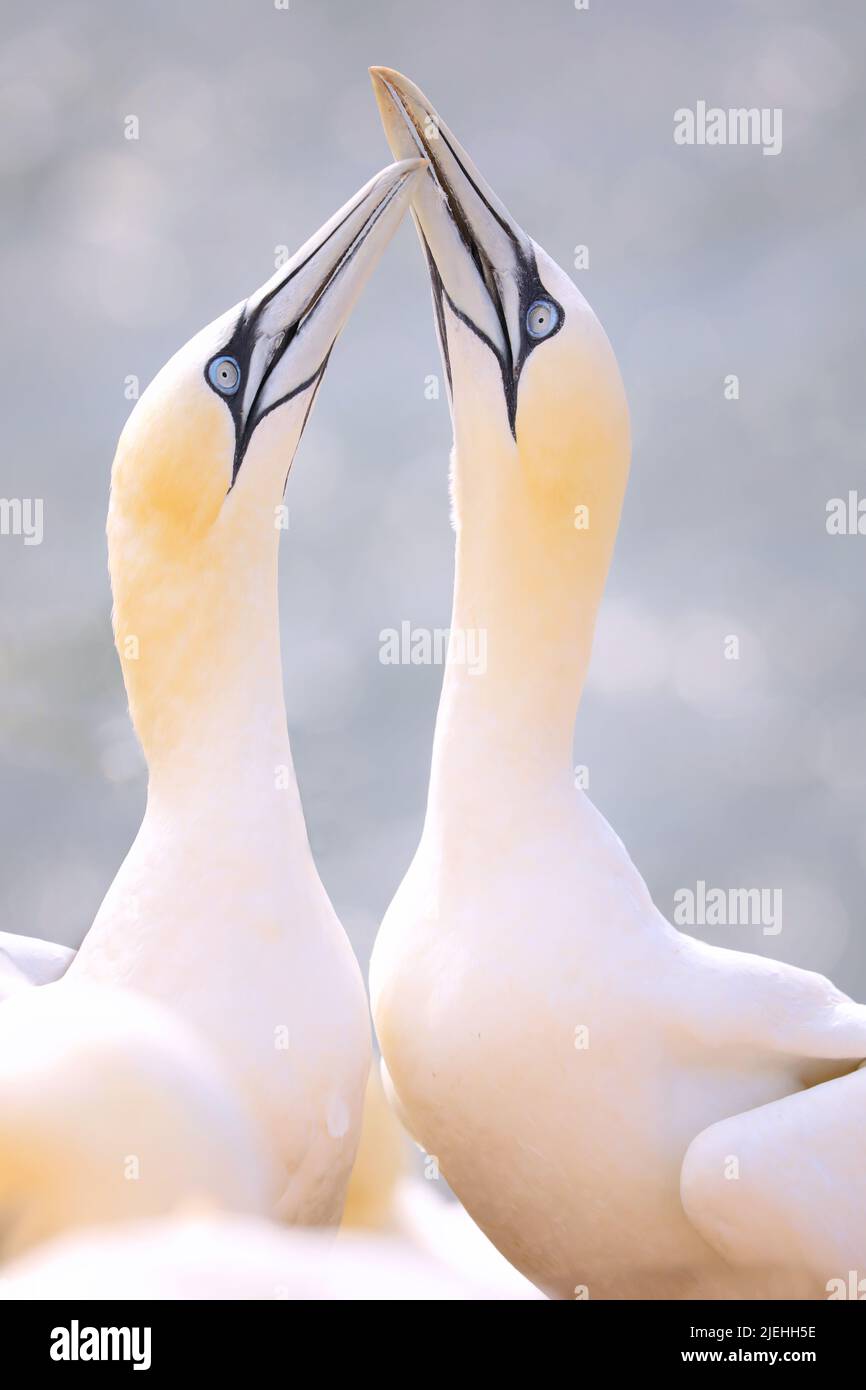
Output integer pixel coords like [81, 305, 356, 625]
[69, 158, 424, 1226]
[0, 981, 272, 1260]
[368, 69, 866, 1299]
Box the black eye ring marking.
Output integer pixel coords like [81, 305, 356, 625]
[204, 311, 334, 492]
[418, 220, 564, 437]
[410, 121, 564, 436]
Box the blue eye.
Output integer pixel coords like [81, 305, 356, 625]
[208, 355, 241, 395]
[526, 300, 559, 339]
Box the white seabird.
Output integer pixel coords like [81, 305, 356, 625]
[69, 158, 424, 1226]
[368, 68, 866, 1299]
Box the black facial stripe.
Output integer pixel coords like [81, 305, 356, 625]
[418, 226, 453, 402]
[436, 126, 524, 256]
[424, 226, 563, 437]
[227, 354, 331, 491]
[435, 274, 518, 433]
[279, 348, 332, 499]
[236, 321, 300, 463]
[253, 167, 408, 328]
[205, 276, 333, 488]
[205, 307, 329, 491]
[291, 207, 366, 326]
[422, 220, 532, 430]
[402, 110, 563, 435]
[253, 353, 331, 437]
[207, 182, 403, 490]
[204, 307, 293, 487]
[417, 220, 512, 420]
[296, 346, 331, 446]
[251, 199, 360, 318]
[411, 154, 520, 427]
[239, 210, 367, 434]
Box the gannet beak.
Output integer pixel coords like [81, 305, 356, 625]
[370, 67, 551, 430]
[222, 157, 425, 482]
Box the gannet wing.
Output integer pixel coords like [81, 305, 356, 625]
[0, 932, 74, 999]
[680, 1064, 866, 1294]
[668, 931, 866, 1066]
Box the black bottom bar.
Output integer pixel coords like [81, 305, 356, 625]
[2, 1297, 860, 1375]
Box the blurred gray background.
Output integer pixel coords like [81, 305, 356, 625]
[1, 0, 865, 992]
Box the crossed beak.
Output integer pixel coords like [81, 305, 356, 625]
[224, 157, 425, 480]
[369, 66, 549, 430]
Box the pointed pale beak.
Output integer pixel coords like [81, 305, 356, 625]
[230, 157, 424, 470]
[369, 67, 536, 383]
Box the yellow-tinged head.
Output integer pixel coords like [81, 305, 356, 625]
[107, 159, 423, 764]
[370, 69, 630, 576]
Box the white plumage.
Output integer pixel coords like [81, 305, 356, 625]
[67, 160, 423, 1225]
[369, 67, 866, 1299]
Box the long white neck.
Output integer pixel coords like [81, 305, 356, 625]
[113, 512, 310, 868]
[424, 435, 621, 851]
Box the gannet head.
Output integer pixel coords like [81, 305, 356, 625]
[370, 70, 630, 547]
[113, 157, 423, 528]
[108, 159, 423, 760]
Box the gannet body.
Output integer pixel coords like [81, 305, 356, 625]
[369, 70, 866, 1298]
[0, 981, 272, 1259]
[342, 1073, 537, 1296]
[70, 159, 424, 1225]
[0, 931, 73, 999]
[681, 1063, 866, 1296]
